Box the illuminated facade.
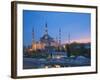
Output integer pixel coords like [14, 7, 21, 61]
[30, 23, 59, 51]
[31, 42, 45, 51]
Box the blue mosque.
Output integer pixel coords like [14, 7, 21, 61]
[28, 23, 67, 59]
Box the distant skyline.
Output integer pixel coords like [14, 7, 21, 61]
[23, 10, 91, 46]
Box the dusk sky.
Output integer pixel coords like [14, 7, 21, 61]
[23, 10, 91, 46]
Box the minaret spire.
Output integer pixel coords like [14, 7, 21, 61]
[44, 22, 48, 35]
[32, 27, 35, 43]
[59, 28, 61, 46]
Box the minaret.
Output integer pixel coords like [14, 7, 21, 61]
[59, 28, 61, 46]
[31, 27, 37, 51]
[32, 27, 35, 43]
[67, 33, 71, 57]
[44, 23, 48, 35]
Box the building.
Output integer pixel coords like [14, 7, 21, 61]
[30, 23, 59, 51]
[40, 23, 57, 47]
[31, 41, 45, 51]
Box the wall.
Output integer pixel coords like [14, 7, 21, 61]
[0, 0, 100, 80]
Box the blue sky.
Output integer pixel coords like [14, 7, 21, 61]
[23, 10, 91, 46]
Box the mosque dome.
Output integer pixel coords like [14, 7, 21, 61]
[40, 34, 54, 43]
[40, 23, 55, 46]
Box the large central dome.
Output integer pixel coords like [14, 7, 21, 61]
[40, 23, 55, 47]
[40, 34, 54, 43]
